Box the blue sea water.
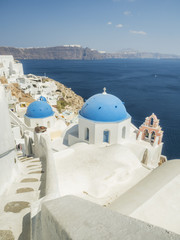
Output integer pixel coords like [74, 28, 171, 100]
[21, 59, 180, 160]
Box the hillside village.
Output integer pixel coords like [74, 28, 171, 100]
[0, 55, 83, 123]
[1, 55, 180, 240]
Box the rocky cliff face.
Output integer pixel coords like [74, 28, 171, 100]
[50, 78, 84, 114]
[1, 46, 179, 60]
[0, 76, 84, 114]
[0, 46, 105, 60]
[7, 83, 35, 103]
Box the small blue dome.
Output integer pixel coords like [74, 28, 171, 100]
[38, 96, 47, 102]
[79, 93, 129, 122]
[25, 100, 54, 119]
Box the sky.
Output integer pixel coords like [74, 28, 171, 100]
[0, 0, 180, 54]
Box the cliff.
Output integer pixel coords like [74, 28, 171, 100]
[0, 46, 105, 60]
[1, 77, 84, 114]
[0, 77, 34, 103]
[48, 78, 84, 114]
[106, 51, 180, 59]
[0, 46, 180, 60]
[7, 83, 35, 103]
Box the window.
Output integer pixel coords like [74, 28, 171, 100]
[144, 129, 149, 139]
[103, 130, 109, 143]
[47, 121, 50, 128]
[85, 128, 89, 141]
[122, 126, 126, 139]
[150, 118, 154, 126]
[151, 131, 155, 142]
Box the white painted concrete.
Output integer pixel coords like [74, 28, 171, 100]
[109, 160, 180, 235]
[34, 132, 60, 198]
[68, 115, 131, 146]
[55, 142, 150, 205]
[0, 86, 17, 195]
[0, 55, 23, 79]
[0, 153, 41, 239]
[24, 114, 55, 128]
[38, 196, 180, 240]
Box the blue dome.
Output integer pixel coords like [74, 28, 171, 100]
[79, 93, 129, 122]
[25, 100, 54, 119]
[38, 96, 47, 102]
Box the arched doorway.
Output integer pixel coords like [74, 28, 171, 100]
[142, 149, 148, 165]
[103, 130, 109, 143]
[122, 126, 126, 139]
[85, 128, 89, 141]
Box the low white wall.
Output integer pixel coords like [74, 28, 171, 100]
[31, 132, 61, 240]
[63, 124, 78, 146]
[0, 150, 17, 195]
[24, 130, 34, 156]
[35, 195, 180, 240]
[68, 134, 82, 146]
[12, 125, 21, 139]
[34, 131, 60, 197]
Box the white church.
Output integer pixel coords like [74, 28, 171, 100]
[24, 96, 55, 128]
[68, 88, 131, 145]
[65, 88, 164, 169]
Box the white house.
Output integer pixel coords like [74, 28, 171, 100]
[0, 55, 23, 79]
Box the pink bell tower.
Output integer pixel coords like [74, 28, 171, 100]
[138, 113, 163, 145]
[137, 113, 165, 168]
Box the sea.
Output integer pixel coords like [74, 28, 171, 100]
[21, 58, 180, 160]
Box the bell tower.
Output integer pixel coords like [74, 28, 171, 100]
[138, 113, 163, 146]
[137, 113, 164, 168]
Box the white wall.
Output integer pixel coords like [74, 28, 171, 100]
[0, 87, 15, 153]
[0, 55, 24, 78]
[13, 62, 24, 76]
[24, 130, 34, 156]
[24, 115, 55, 128]
[32, 195, 179, 240]
[0, 151, 17, 195]
[0, 55, 12, 77]
[34, 131, 60, 197]
[77, 116, 131, 145]
[79, 118, 95, 144]
[147, 143, 163, 168]
[0, 86, 17, 195]
[12, 125, 22, 139]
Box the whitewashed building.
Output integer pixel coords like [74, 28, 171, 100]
[68, 89, 131, 146]
[24, 97, 55, 128]
[0, 55, 23, 79]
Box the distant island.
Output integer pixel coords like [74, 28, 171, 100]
[0, 45, 180, 60]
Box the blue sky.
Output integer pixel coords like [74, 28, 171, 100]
[0, 0, 180, 54]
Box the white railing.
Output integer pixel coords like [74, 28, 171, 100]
[9, 109, 33, 132]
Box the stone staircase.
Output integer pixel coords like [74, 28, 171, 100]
[0, 153, 44, 240]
